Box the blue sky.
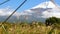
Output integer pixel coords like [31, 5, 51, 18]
[0, 0, 60, 12]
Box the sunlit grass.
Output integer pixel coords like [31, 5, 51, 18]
[0, 22, 60, 34]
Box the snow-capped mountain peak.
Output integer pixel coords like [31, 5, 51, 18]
[23, 1, 60, 18]
[32, 1, 56, 9]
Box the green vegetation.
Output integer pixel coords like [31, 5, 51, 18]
[45, 17, 60, 26]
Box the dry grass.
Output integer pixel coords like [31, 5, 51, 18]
[0, 22, 60, 34]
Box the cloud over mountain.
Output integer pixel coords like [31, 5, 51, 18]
[0, 1, 60, 22]
[23, 1, 60, 18]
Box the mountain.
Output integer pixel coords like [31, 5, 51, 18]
[18, 1, 60, 22]
[0, 1, 60, 23]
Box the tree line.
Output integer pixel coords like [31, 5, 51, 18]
[45, 17, 60, 26]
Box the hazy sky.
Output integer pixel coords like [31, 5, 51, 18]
[0, 0, 60, 12]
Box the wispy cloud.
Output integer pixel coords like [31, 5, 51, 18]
[0, 7, 18, 16]
[41, 9, 60, 18]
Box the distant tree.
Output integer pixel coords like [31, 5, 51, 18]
[45, 17, 60, 26]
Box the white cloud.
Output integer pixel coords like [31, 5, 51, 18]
[41, 10, 60, 18]
[0, 7, 20, 16]
[0, 8, 12, 16]
[0, 7, 33, 17]
[19, 12, 32, 15]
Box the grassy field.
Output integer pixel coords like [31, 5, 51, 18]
[0, 22, 60, 34]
